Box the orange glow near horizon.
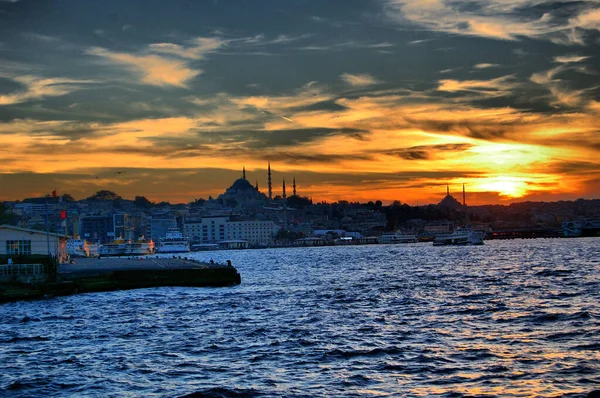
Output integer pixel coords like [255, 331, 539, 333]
[1, 91, 599, 204]
[476, 176, 530, 198]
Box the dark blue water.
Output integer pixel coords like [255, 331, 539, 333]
[1, 238, 599, 397]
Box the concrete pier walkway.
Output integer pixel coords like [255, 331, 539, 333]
[59, 257, 228, 276]
[1, 257, 241, 303]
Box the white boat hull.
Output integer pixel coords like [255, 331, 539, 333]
[433, 228, 485, 246]
[155, 244, 190, 253]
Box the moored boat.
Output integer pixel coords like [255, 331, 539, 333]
[155, 228, 190, 253]
[433, 226, 485, 246]
[99, 241, 127, 256]
[66, 239, 90, 257]
[124, 238, 155, 255]
[378, 231, 418, 244]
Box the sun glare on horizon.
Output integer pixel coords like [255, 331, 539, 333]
[476, 176, 530, 198]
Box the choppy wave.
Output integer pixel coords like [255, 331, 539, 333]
[1, 238, 599, 397]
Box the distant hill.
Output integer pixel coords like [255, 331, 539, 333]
[86, 190, 122, 201]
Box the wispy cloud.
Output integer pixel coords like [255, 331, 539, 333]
[269, 34, 313, 44]
[341, 73, 381, 87]
[383, 0, 600, 44]
[86, 47, 201, 88]
[147, 37, 225, 59]
[531, 63, 596, 108]
[86, 36, 226, 88]
[298, 41, 393, 51]
[0, 75, 96, 105]
[437, 75, 516, 96]
[22, 32, 60, 42]
[553, 55, 591, 64]
[474, 63, 498, 69]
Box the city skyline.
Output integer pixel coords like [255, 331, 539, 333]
[1, 1, 599, 205]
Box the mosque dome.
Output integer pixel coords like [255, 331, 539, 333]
[438, 194, 462, 209]
[230, 178, 255, 192]
[217, 167, 268, 208]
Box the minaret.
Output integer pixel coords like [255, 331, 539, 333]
[282, 179, 287, 199]
[446, 184, 449, 196]
[267, 162, 272, 200]
[282, 178, 288, 231]
[255, 180, 259, 191]
[293, 177, 297, 196]
[462, 183, 466, 206]
[242, 166, 246, 180]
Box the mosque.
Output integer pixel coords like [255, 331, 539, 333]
[438, 184, 466, 209]
[217, 163, 297, 209]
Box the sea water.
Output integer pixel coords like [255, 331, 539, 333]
[1, 238, 598, 397]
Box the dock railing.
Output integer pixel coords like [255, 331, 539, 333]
[0, 263, 48, 283]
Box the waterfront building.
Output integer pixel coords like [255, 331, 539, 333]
[113, 213, 130, 240]
[0, 224, 68, 261]
[80, 215, 112, 244]
[313, 229, 363, 239]
[562, 219, 600, 237]
[225, 219, 280, 246]
[185, 216, 228, 243]
[184, 216, 279, 247]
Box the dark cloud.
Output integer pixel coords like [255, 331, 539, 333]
[393, 150, 429, 160]
[383, 143, 473, 160]
[545, 160, 600, 174]
[404, 118, 514, 141]
[0, 77, 26, 95]
[161, 127, 371, 149]
[263, 152, 372, 164]
[535, 131, 600, 152]
[288, 100, 348, 113]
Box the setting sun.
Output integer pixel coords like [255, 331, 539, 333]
[476, 176, 530, 198]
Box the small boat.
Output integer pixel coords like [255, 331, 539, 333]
[433, 227, 485, 246]
[378, 231, 418, 244]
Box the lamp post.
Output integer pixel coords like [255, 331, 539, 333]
[44, 196, 51, 258]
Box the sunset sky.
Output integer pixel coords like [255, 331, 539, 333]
[1, 0, 599, 205]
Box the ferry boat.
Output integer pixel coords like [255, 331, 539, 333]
[66, 239, 90, 257]
[433, 227, 485, 246]
[87, 242, 100, 258]
[378, 231, 418, 244]
[155, 228, 190, 253]
[124, 238, 155, 255]
[99, 240, 127, 256]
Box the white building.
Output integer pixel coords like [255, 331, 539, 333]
[12, 203, 52, 216]
[185, 216, 279, 247]
[0, 224, 68, 262]
[226, 219, 280, 246]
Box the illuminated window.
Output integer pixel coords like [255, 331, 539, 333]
[6, 240, 32, 255]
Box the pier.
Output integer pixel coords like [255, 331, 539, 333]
[0, 257, 241, 303]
